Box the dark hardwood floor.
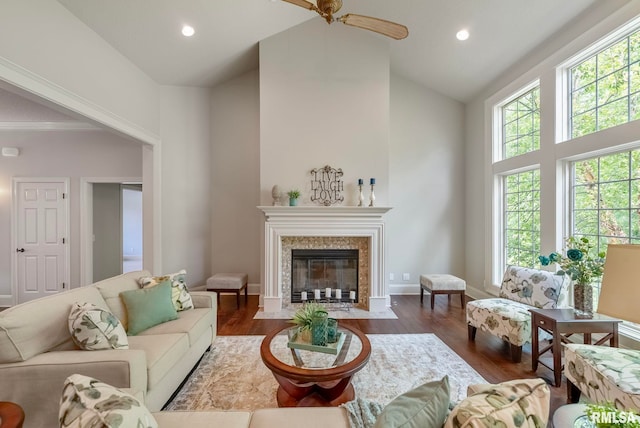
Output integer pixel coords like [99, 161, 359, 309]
[216, 293, 567, 416]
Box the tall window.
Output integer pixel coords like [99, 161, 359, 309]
[570, 29, 640, 138]
[572, 150, 640, 301]
[504, 170, 541, 269]
[502, 87, 540, 159]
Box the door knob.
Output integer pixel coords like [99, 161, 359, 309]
[16, 248, 25, 253]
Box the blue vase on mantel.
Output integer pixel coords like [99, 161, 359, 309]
[289, 198, 298, 206]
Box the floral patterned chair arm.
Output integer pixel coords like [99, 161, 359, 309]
[466, 266, 569, 362]
[565, 343, 640, 412]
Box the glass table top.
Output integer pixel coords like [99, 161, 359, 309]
[269, 326, 363, 370]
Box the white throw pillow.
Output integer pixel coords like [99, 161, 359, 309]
[68, 302, 128, 350]
[138, 269, 194, 311]
[59, 374, 157, 428]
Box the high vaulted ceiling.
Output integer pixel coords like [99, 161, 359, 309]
[55, 0, 605, 102]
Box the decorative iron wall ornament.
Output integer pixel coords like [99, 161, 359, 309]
[310, 165, 344, 206]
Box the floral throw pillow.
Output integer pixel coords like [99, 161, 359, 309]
[59, 374, 157, 428]
[137, 269, 194, 312]
[68, 302, 128, 351]
[444, 378, 550, 428]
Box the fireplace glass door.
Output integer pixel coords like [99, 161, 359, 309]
[291, 249, 358, 303]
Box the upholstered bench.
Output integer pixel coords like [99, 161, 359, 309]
[420, 274, 466, 310]
[565, 343, 640, 412]
[466, 266, 568, 362]
[206, 273, 248, 309]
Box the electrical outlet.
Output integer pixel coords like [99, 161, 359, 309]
[389, 273, 395, 281]
[402, 273, 410, 281]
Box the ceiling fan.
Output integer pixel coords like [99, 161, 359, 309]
[282, 0, 409, 40]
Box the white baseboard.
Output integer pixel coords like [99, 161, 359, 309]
[388, 283, 420, 295]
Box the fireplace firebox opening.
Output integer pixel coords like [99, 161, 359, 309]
[291, 249, 358, 303]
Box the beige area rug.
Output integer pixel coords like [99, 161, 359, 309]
[165, 334, 486, 411]
[253, 307, 398, 320]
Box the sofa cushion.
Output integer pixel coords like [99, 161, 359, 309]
[59, 373, 157, 428]
[499, 266, 567, 309]
[250, 408, 350, 428]
[120, 281, 178, 336]
[138, 308, 214, 346]
[373, 376, 450, 428]
[444, 378, 550, 428]
[94, 270, 151, 331]
[128, 333, 189, 390]
[0, 287, 109, 363]
[68, 302, 129, 351]
[138, 269, 194, 312]
[152, 411, 252, 427]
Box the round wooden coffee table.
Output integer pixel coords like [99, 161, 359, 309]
[0, 402, 25, 428]
[260, 323, 371, 407]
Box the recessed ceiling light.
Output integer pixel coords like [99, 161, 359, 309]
[456, 29, 469, 41]
[182, 25, 195, 37]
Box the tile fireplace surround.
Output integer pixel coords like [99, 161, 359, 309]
[258, 206, 392, 312]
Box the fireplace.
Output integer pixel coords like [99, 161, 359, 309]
[291, 249, 358, 303]
[258, 206, 391, 312]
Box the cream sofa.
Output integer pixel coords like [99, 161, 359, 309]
[0, 270, 217, 428]
[152, 408, 350, 428]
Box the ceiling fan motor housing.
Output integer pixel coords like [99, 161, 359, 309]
[317, 0, 342, 16]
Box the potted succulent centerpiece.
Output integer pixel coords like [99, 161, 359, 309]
[289, 302, 326, 343]
[287, 189, 301, 206]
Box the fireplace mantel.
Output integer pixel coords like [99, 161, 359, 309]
[260, 206, 393, 220]
[258, 206, 392, 312]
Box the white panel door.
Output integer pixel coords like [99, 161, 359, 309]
[15, 180, 68, 303]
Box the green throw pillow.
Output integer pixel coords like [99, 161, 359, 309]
[120, 280, 178, 335]
[374, 376, 451, 428]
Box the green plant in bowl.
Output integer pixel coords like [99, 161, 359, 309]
[290, 302, 326, 341]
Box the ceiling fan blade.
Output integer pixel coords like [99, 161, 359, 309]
[338, 14, 408, 40]
[281, 0, 318, 12]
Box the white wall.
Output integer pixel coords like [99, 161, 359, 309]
[0, 132, 142, 300]
[259, 19, 390, 206]
[463, 0, 634, 299]
[92, 183, 122, 282]
[0, 0, 159, 138]
[388, 75, 465, 292]
[210, 70, 261, 285]
[159, 86, 212, 286]
[206, 19, 465, 298]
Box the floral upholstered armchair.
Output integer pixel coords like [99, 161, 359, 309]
[466, 266, 569, 362]
[565, 343, 640, 412]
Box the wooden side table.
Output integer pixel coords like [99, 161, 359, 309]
[529, 308, 622, 387]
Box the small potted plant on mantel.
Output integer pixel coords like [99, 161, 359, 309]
[287, 189, 301, 206]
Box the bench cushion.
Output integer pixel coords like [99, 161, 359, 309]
[420, 274, 466, 291]
[565, 343, 640, 412]
[207, 273, 248, 290]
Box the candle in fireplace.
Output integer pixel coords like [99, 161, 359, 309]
[335, 289, 342, 299]
[350, 290, 356, 300]
[314, 289, 321, 300]
[301, 291, 307, 301]
[325, 288, 331, 298]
